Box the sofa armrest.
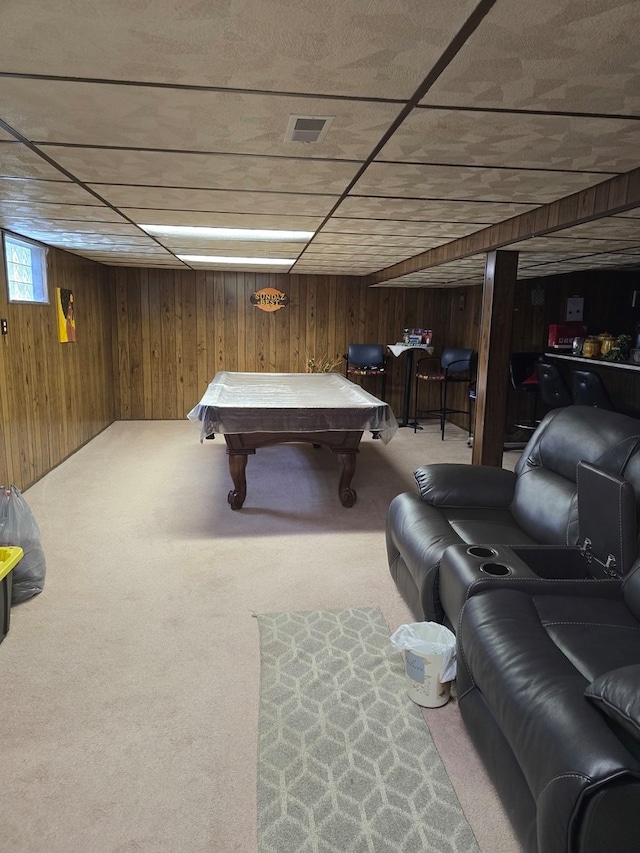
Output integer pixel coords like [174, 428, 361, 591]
[413, 463, 517, 508]
[462, 575, 623, 606]
[585, 665, 640, 741]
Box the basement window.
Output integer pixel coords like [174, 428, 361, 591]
[3, 232, 49, 304]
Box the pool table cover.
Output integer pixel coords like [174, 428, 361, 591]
[187, 371, 398, 443]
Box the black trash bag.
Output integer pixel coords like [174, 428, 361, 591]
[0, 485, 46, 603]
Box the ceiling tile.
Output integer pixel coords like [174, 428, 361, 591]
[422, 0, 640, 114]
[320, 218, 483, 238]
[0, 178, 103, 204]
[43, 147, 361, 194]
[0, 202, 128, 222]
[352, 162, 616, 203]
[0, 143, 70, 180]
[510, 236, 640, 252]
[336, 196, 538, 222]
[311, 233, 440, 248]
[98, 186, 339, 216]
[2, 0, 477, 99]
[380, 108, 640, 172]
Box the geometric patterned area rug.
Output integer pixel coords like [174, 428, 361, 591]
[257, 608, 480, 853]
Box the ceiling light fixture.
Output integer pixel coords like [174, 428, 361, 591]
[177, 255, 295, 266]
[140, 225, 314, 241]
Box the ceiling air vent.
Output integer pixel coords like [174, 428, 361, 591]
[285, 115, 334, 144]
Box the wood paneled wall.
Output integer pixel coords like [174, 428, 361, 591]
[0, 245, 115, 490]
[110, 268, 482, 423]
[4, 242, 635, 493]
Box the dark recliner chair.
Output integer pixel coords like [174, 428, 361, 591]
[455, 558, 640, 853]
[386, 405, 640, 624]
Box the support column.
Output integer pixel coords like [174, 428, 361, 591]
[472, 250, 519, 467]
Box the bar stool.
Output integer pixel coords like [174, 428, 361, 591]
[571, 370, 614, 410]
[414, 348, 476, 439]
[343, 343, 388, 400]
[510, 351, 542, 431]
[536, 361, 573, 409]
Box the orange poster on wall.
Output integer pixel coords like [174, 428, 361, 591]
[56, 287, 76, 342]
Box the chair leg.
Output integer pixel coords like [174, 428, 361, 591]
[414, 375, 420, 433]
[440, 381, 447, 440]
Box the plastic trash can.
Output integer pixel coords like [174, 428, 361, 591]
[390, 621, 457, 707]
[0, 546, 24, 643]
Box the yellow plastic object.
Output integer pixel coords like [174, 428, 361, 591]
[0, 546, 24, 582]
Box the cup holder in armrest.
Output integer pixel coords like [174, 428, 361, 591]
[479, 562, 512, 577]
[467, 546, 498, 559]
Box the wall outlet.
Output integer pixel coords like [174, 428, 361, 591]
[0, 319, 7, 335]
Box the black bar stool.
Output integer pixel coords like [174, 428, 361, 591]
[414, 348, 476, 439]
[571, 370, 614, 410]
[536, 361, 573, 409]
[343, 344, 388, 400]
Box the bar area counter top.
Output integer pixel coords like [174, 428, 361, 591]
[545, 352, 640, 372]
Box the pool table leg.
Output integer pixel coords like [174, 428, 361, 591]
[227, 450, 253, 510]
[335, 450, 358, 507]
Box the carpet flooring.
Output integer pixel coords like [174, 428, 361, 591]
[257, 607, 480, 853]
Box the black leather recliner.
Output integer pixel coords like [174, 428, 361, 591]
[456, 564, 640, 853]
[386, 405, 640, 623]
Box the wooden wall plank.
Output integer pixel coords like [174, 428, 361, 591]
[140, 269, 153, 419]
[195, 271, 208, 397]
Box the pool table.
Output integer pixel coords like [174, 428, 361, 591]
[187, 371, 397, 509]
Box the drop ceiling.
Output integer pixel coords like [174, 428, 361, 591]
[0, 0, 639, 287]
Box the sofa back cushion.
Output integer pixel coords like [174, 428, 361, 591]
[512, 470, 578, 544]
[512, 407, 640, 546]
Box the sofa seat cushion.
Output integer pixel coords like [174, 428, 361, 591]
[441, 506, 540, 547]
[459, 589, 640, 851]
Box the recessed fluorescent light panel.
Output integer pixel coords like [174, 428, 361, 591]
[177, 255, 295, 266]
[140, 225, 314, 241]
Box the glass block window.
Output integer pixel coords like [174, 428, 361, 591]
[3, 233, 48, 304]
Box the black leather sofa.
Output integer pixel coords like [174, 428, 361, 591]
[386, 405, 640, 624]
[385, 405, 640, 852]
[455, 555, 640, 853]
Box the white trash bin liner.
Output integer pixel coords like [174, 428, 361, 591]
[390, 622, 456, 708]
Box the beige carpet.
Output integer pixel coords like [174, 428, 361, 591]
[2, 419, 523, 852]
